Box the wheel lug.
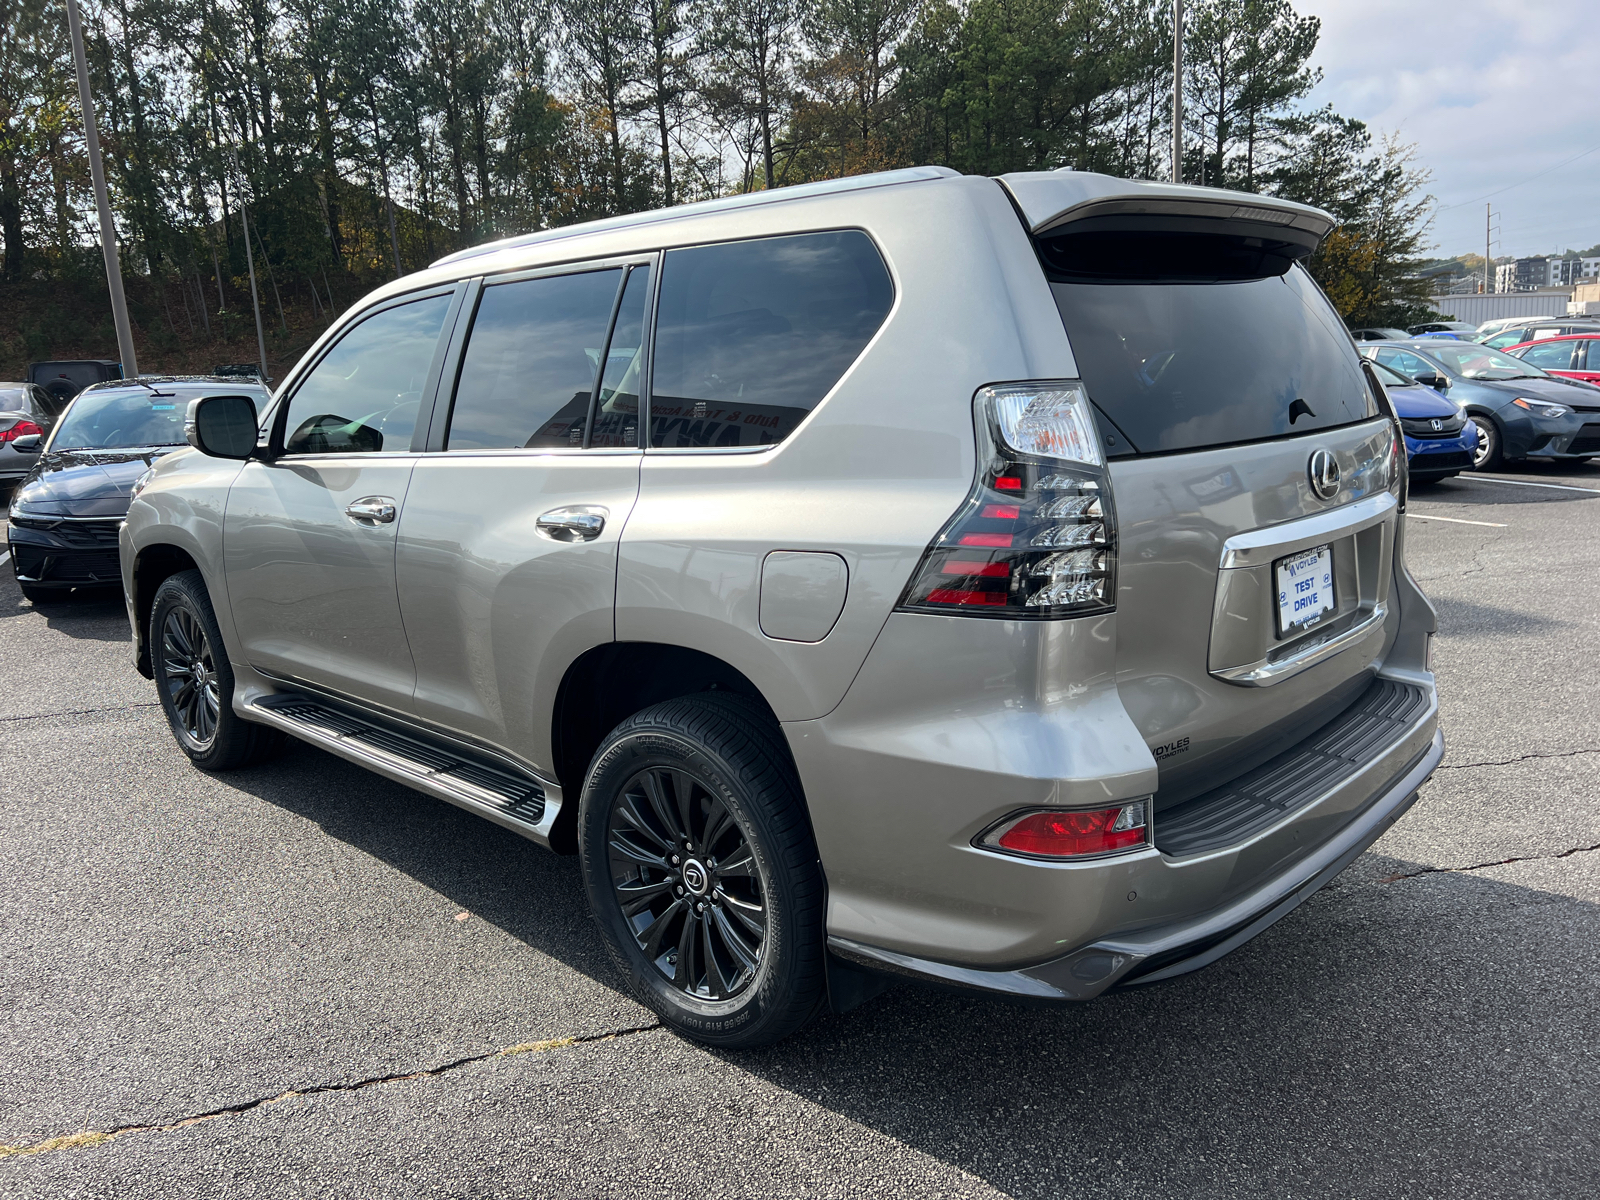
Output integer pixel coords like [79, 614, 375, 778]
[675, 886, 684, 896]
[670, 855, 680, 865]
[695, 902, 704, 913]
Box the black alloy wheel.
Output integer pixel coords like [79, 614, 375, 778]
[149, 570, 285, 771]
[580, 693, 826, 1048]
[607, 765, 767, 1001]
[160, 602, 222, 750]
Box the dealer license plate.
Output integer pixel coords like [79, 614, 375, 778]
[1275, 545, 1334, 635]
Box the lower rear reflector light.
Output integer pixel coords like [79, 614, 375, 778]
[980, 802, 1149, 859]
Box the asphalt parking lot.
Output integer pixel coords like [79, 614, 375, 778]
[2, 467, 1598, 1199]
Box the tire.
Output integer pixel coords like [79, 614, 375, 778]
[1469, 415, 1504, 471]
[579, 693, 826, 1049]
[150, 570, 285, 771]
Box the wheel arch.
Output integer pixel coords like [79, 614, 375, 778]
[130, 543, 203, 678]
[548, 642, 791, 853]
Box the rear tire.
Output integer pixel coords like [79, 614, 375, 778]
[579, 693, 826, 1049]
[1469, 415, 1503, 471]
[150, 570, 285, 771]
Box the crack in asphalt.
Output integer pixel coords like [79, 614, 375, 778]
[0, 702, 160, 724]
[0, 1021, 662, 1162]
[1436, 746, 1600, 771]
[1378, 842, 1600, 884]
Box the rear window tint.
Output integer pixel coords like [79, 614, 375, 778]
[1048, 263, 1377, 455]
[448, 269, 622, 450]
[650, 231, 893, 448]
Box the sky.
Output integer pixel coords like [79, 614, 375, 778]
[1301, 0, 1598, 260]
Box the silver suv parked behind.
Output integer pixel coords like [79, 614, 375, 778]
[122, 167, 1442, 1047]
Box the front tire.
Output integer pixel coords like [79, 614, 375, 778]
[1469, 415, 1504, 471]
[150, 570, 284, 771]
[579, 694, 826, 1048]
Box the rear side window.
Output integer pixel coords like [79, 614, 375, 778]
[1046, 254, 1377, 456]
[447, 269, 623, 450]
[651, 230, 893, 448]
[1518, 341, 1577, 370]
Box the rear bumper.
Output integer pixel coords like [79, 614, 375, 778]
[830, 726, 1442, 1001]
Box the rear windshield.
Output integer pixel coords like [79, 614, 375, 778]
[1048, 262, 1377, 455]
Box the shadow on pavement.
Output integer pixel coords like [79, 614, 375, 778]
[232, 738, 1597, 1197]
[1418, 474, 1599, 505]
[0, 582, 130, 640]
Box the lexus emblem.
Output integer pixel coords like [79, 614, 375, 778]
[1430, 418, 1443, 431]
[1308, 449, 1341, 500]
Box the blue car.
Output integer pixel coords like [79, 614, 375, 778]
[1368, 359, 1478, 481]
[1359, 340, 1600, 471]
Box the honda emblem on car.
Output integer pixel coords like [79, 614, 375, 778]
[1430, 418, 1443, 431]
[1308, 449, 1341, 500]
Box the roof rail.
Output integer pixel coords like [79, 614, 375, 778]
[431, 166, 961, 268]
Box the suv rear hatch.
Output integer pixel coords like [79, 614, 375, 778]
[1002, 173, 1406, 821]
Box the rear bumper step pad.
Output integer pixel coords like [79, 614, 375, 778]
[1155, 678, 1430, 858]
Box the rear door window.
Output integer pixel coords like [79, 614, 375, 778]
[650, 230, 893, 448]
[446, 268, 625, 450]
[1518, 341, 1578, 370]
[1046, 261, 1376, 455]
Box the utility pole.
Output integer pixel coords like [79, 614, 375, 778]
[1485, 203, 1492, 294]
[65, 0, 138, 379]
[1172, 0, 1184, 184]
[231, 152, 270, 383]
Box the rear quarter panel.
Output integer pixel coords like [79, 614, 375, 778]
[614, 176, 1077, 720]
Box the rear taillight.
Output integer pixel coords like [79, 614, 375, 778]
[898, 382, 1115, 618]
[0, 420, 42, 443]
[980, 802, 1149, 858]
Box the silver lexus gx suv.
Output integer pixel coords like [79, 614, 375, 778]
[121, 167, 1442, 1047]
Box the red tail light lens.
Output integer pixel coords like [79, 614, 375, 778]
[898, 382, 1115, 618]
[982, 802, 1149, 858]
[0, 420, 43, 443]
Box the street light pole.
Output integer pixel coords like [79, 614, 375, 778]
[65, 0, 138, 379]
[1172, 0, 1184, 184]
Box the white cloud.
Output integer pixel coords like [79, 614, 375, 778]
[1300, 0, 1599, 257]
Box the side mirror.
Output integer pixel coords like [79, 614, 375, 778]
[10, 433, 41, 452]
[1415, 373, 1448, 390]
[186, 395, 259, 460]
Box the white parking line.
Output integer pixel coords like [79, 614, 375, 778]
[1467, 476, 1600, 495]
[0, 550, 9, 568]
[1408, 514, 1508, 528]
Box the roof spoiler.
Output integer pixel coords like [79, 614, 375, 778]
[1000, 171, 1336, 256]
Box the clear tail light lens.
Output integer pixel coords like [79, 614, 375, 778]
[897, 382, 1115, 618]
[981, 801, 1149, 858]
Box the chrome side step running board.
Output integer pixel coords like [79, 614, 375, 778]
[246, 693, 563, 847]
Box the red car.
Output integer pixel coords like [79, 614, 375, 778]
[1506, 333, 1600, 384]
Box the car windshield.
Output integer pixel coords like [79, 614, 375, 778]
[1427, 345, 1550, 381]
[50, 388, 191, 450]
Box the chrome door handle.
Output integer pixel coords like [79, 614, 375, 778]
[345, 496, 397, 525]
[536, 505, 607, 542]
